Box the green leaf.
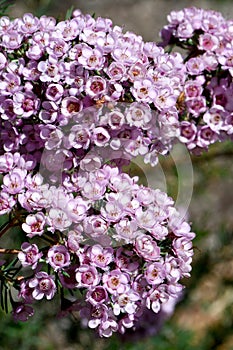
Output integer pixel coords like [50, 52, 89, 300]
[65, 6, 74, 20]
[61, 270, 70, 278]
[4, 258, 18, 272]
[0, 280, 4, 311]
[4, 285, 8, 313]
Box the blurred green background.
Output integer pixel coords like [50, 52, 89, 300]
[0, 1, 233, 349]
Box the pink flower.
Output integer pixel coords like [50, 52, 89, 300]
[146, 285, 169, 313]
[37, 56, 62, 82]
[86, 286, 108, 305]
[66, 196, 89, 222]
[124, 135, 149, 157]
[18, 13, 40, 34]
[112, 289, 140, 316]
[203, 108, 226, 132]
[176, 21, 193, 38]
[106, 62, 126, 81]
[0, 191, 16, 215]
[19, 280, 34, 303]
[75, 265, 100, 288]
[43, 126, 63, 150]
[186, 57, 205, 75]
[66, 125, 91, 149]
[47, 245, 71, 271]
[135, 208, 157, 230]
[184, 79, 203, 98]
[179, 121, 197, 143]
[151, 86, 177, 111]
[22, 212, 45, 238]
[56, 18, 81, 41]
[108, 110, 125, 129]
[186, 96, 207, 117]
[98, 318, 118, 338]
[39, 101, 58, 123]
[12, 303, 34, 322]
[13, 91, 40, 118]
[45, 83, 64, 101]
[126, 103, 152, 128]
[172, 237, 194, 260]
[114, 218, 138, 244]
[60, 96, 83, 117]
[47, 208, 72, 232]
[0, 73, 21, 96]
[92, 127, 110, 147]
[0, 152, 15, 173]
[87, 245, 113, 269]
[100, 200, 124, 222]
[2, 31, 23, 49]
[135, 234, 160, 261]
[197, 125, 218, 148]
[83, 215, 108, 238]
[3, 168, 27, 194]
[128, 61, 147, 82]
[29, 272, 56, 300]
[18, 242, 43, 270]
[144, 262, 166, 285]
[112, 46, 138, 66]
[78, 46, 105, 70]
[46, 38, 70, 58]
[198, 33, 219, 51]
[26, 43, 44, 60]
[81, 181, 106, 200]
[164, 256, 182, 282]
[131, 79, 153, 103]
[102, 269, 129, 295]
[85, 76, 107, 98]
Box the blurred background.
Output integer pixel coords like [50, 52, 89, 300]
[0, 1, 233, 349]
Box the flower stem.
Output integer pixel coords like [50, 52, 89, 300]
[0, 249, 20, 254]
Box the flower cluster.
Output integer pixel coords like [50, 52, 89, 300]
[160, 7, 233, 153]
[0, 7, 207, 338]
[1, 162, 194, 336]
[0, 9, 186, 172]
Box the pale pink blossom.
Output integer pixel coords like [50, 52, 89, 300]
[135, 234, 160, 261]
[76, 265, 100, 288]
[18, 242, 43, 270]
[47, 245, 71, 271]
[29, 272, 56, 300]
[22, 212, 46, 238]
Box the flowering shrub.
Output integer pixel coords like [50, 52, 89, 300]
[0, 5, 231, 339]
[160, 7, 233, 154]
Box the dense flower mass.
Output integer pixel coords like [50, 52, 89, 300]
[160, 7, 233, 154]
[4, 6, 231, 337]
[0, 161, 195, 336]
[0, 9, 188, 172]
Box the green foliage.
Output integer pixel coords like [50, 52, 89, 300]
[0, 309, 43, 350]
[0, 0, 14, 16]
[65, 5, 74, 20]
